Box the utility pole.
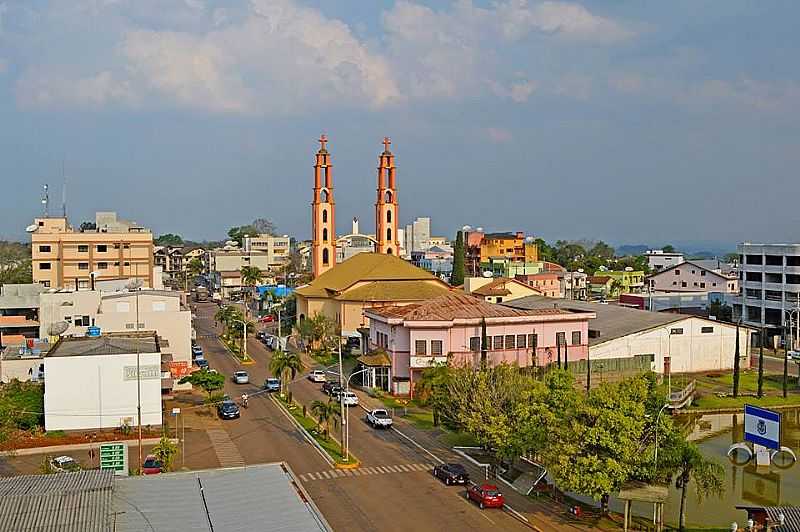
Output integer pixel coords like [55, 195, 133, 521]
[733, 320, 741, 398]
[338, 314, 347, 461]
[758, 326, 765, 398]
[783, 326, 789, 399]
[135, 289, 143, 473]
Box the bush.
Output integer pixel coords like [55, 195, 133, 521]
[0, 380, 44, 434]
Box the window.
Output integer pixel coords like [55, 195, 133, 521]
[670, 328, 684, 335]
[527, 334, 537, 350]
[387, 228, 392, 241]
[572, 331, 581, 345]
[700, 282, 706, 288]
[712, 282, 717, 287]
[493, 335, 503, 350]
[469, 336, 480, 352]
[41, 280, 50, 287]
[431, 340, 443, 356]
[97, 262, 108, 270]
[114, 262, 120, 267]
[322, 248, 329, 265]
[78, 245, 88, 252]
[97, 245, 107, 253]
[322, 228, 328, 242]
[505, 335, 515, 349]
[672, 281, 677, 286]
[78, 280, 89, 289]
[496, 297, 503, 303]
[38, 245, 51, 253]
[322, 209, 328, 223]
[74, 315, 91, 327]
[556, 332, 566, 347]
[700, 270, 706, 277]
[113, 243, 120, 249]
[701, 326, 714, 334]
[691, 270, 696, 274]
[78, 263, 89, 270]
[675, 269, 680, 275]
[516, 334, 526, 348]
[387, 210, 392, 223]
[681, 281, 687, 287]
[415, 340, 427, 356]
[693, 282, 698, 287]
[39, 262, 51, 270]
[123, 244, 130, 249]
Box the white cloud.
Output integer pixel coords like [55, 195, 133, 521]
[16, 70, 137, 109]
[486, 127, 513, 143]
[489, 78, 537, 102]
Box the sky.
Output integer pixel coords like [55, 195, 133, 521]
[1, 0, 799, 247]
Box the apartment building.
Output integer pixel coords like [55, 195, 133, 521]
[30, 212, 154, 290]
[243, 234, 291, 269]
[734, 243, 800, 343]
[644, 249, 685, 271]
[646, 260, 738, 293]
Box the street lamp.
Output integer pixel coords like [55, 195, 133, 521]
[343, 367, 370, 462]
[652, 403, 670, 474]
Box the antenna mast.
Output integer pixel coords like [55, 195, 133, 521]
[42, 184, 50, 218]
[61, 159, 67, 219]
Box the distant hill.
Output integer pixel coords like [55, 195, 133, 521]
[615, 244, 649, 257]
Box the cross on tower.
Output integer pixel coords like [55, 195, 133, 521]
[319, 134, 328, 151]
[382, 137, 391, 153]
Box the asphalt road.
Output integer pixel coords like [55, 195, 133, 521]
[193, 303, 532, 532]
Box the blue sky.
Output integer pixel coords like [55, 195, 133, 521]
[1, 0, 799, 246]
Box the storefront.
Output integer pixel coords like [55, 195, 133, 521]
[356, 352, 391, 392]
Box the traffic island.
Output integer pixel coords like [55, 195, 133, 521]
[271, 394, 360, 468]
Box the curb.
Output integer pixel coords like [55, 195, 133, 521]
[0, 437, 169, 457]
[269, 395, 336, 468]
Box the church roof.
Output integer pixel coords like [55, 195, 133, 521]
[295, 253, 450, 299]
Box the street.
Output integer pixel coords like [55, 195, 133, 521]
[193, 302, 541, 532]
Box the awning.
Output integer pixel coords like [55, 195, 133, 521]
[357, 352, 391, 367]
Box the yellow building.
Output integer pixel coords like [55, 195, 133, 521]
[295, 252, 451, 335]
[479, 232, 538, 263]
[463, 277, 544, 304]
[30, 212, 154, 290]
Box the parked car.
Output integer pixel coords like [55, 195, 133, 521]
[433, 463, 469, 485]
[233, 371, 250, 384]
[142, 455, 163, 475]
[322, 381, 341, 395]
[264, 377, 281, 392]
[258, 315, 275, 323]
[256, 331, 266, 340]
[789, 350, 800, 362]
[218, 399, 241, 420]
[50, 455, 81, 473]
[466, 484, 504, 509]
[195, 358, 209, 370]
[340, 391, 358, 406]
[365, 409, 392, 429]
[191, 345, 204, 357]
[308, 370, 327, 383]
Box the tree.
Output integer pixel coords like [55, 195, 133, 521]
[609, 279, 624, 298]
[240, 265, 264, 319]
[186, 257, 204, 278]
[451, 231, 465, 286]
[534, 238, 555, 262]
[178, 369, 225, 400]
[589, 241, 615, 261]
[151, 435, 179, 472]
[414, 363, 450, 426]
[310, 399, 340, 438]
[154, 234, 184, 247]
[296, 313, 338, 353]
[251, 218, 277, 236]
[708, 298, 733, 321]
[661, 245, 677, 253]
[269, 350, 304, 401]
[672, 442, 724, 531]
[0, 260, 32, 284]
[227, 225, 259, 247]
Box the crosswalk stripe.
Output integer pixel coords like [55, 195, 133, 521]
[412, 463, 426, 471]
[365, 467, 377, 474]
[335, 470, 346, 477]
[322, 471, 332, 479]
[379, 466, 392, 474]
[387, 465, 401, 473]
[315, 472, 324, 480]
[351, 469, 362, 476]
[398, 464, 411, 472]
[299, 474, 308, 482]
[343, 470, 355, 477]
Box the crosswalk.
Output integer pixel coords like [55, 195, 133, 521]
[207, 428, 245, 468]
[297, 462, 434, 483]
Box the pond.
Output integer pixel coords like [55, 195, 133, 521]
[623, 408, 800, 528]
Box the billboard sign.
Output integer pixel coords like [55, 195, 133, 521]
[744, 404, 781, 450]
[169, 361, 190, 379]
[99, 441, 129, 476]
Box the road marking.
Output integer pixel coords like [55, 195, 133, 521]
[315, 472, 324, 480]
[366, 467, 379, 474]
[321, 471, 332, 479]
[299, 474, 308, 482]
[206, 429, 245, 468]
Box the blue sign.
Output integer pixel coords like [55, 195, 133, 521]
[87, 326, 101, 337]
[744, 404, 781, 450]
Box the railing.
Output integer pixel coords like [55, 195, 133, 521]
[667, 380, 695, 409]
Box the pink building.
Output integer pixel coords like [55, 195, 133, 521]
[364, 293, 595, 396]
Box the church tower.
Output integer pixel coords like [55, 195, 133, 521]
[312, 134, 336, 278]
[375, 137, 399, 255]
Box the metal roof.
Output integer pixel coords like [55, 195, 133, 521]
[47, 333, 160, 358]
[0, 470, 113, 532]
[765, 507, 800, 530]
[112, 463, 330, 532]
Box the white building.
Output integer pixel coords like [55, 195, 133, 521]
[646, 260, 738, 294]
[734, 242, 800, 345]
[645, 250, 685, 272]
[44, 333, 163, 431]
[242, 234, 291, 269]
[404, 217, 431, 254]
[505, 296, 751, 375]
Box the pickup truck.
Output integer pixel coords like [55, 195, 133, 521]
[365, 408, 393, 429]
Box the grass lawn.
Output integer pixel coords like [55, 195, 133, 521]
[689, 369, 800, 409]
[692, 393, 800, 410]
[440, 431, 480, 448]
[276, 395, 353, 464]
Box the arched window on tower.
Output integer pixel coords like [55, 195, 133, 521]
[322, 209, 328, 223]
[386, 228, 392, 241]
[322, 248, 329, 265]
[323, 228, 328, 242]
[320, 189, 329, 202]
[385, 190, 393, 203]
[386, 209, 392, 223]
[387, 247, 393, 255]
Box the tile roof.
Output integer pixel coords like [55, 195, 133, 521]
[0, 316, 40, 327]
[0, 470, 113, 532]
[295, 253, 449, 299]
[47, 333, 160, 358]
[336, 280, 451, 302]
[368, 293, 577, 322]
[470, 277, 542, 297]
[589, 275, 612, 284]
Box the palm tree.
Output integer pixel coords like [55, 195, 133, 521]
[214, 305, 236, 332]
[269, 350, 304, 401]
[186, 257, 204, 281]
[609, 279, 624, 298]
[674, 442, 725, 531]
[240, 266, 264, 319]
[310, 399, 340, 439]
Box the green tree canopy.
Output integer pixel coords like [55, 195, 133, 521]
[251, 218, 277, 236]
[154, 233, 184, 246]
[451, 231, 465, 286]
[151, 435, 179, 472]
[178, 369, 225, 398]
[227, 225, 259, 246]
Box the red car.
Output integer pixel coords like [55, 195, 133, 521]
[142, 455, 162, 475]
[466, 484, 504, 509]
[258, 315, 275, 323]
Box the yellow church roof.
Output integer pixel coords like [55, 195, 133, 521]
[295, 253, 451, 300]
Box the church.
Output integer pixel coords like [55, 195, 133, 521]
[295, 135, 451, 337]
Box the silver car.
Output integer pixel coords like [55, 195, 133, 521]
[233, 371, 250, 384]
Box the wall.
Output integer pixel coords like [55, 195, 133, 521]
[1, 357, 44, 383]
[589, 316, 750, 374]
[649, 264, 736, 293]
[44, 351, 162, 431]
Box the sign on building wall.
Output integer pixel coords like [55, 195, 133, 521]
[99, 441, 129, 476]
[123, 364, 161, 381]
[168, 361, 190, 379]
[744, 404, 781, 450]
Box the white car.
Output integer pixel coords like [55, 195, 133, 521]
[340, 391, 359, 407]
[308, 370, 327, 383]
[233, 371, 249, 384]
[365, 409, 393, 429]
[789, 350, 800, 362]
[50, 455, 81, 473]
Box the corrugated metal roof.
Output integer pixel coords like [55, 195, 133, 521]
[765, 507, 800, 531]
[0, 470, 113, 532]
[47, 334, 159, 358]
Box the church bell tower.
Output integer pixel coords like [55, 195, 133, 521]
[312, 134, 336, 278]
[375, 137, 399, 255]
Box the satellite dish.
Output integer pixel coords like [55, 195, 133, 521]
[625, 266, 633, 272]
[577, 268, 584, 273]
[126, 279, 144, 290]
[525, 236, 534, 243]
[48, 321, 69, 336]
[482, 271, 493, 278]
[25, 224, 39, 233]
[462, 225, 472, 231]
[476, 227, 484, 232]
